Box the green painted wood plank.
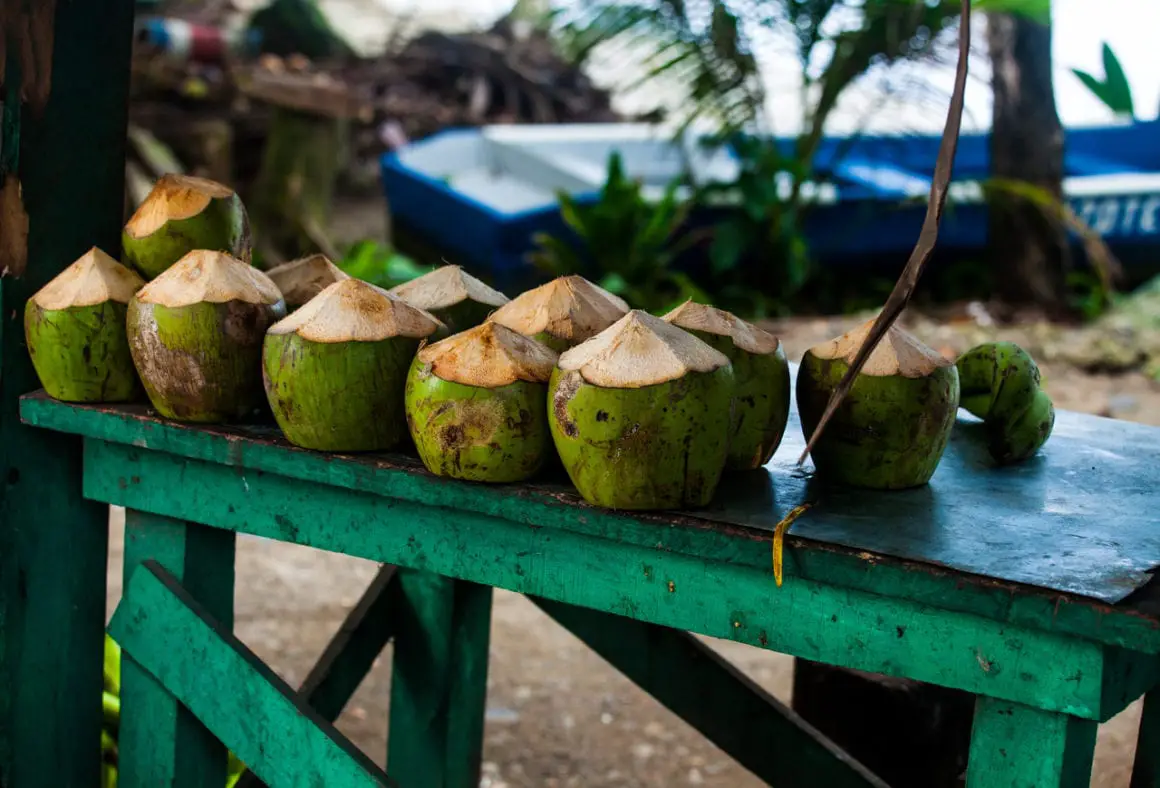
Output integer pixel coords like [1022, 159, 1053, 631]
[109, 560, 395, 788]
[20, 394, 1160, 656]
[965, 697, 1096, 787]
[531, 597, 888, 788]
[119, 510, 236, 788]
[84, 441, 1123, 720]
[235, 564, 400, 788]
[1131, 689, 1160, 787]
[0, 3, 136, 783]
[387, 570, 492, 788]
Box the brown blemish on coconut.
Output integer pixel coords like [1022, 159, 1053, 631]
[551, 370, 581, 438]
[125, 174, 237, 239]
[418, 322, 557, 388]
[267, 278, 444, 343]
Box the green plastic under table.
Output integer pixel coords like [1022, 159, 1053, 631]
[18, 374, 1160, 788]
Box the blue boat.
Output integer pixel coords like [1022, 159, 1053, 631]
[380, 121, 1160, 291]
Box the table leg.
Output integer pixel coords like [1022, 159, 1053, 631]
[966, 696, 1096, 788]
[118, 510, 236, 787]
[1131, 689, 1160, 787]
[387, 569, 492, 788]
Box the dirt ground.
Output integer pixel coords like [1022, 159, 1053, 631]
[102, 305, 1160, 788]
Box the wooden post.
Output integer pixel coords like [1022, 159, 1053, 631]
[386, 570, 492, 788]
[965, 697, 1096, 788]
[118, 511, 236, 788]
[0, 3, 136, 786]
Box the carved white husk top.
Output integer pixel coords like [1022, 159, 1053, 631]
[135, 250, 282, 307]
[124, 173, 236, 238]
[417, 321, 558, 388]
[267, 277, 443, 343]
[662, 300, 780, 355]
[32, 247, 145, 310]
[808, 317, 951, 377]
[557, 309, 730, 388]
[391, 265, 509, 312]
[488, 275, 628, 344]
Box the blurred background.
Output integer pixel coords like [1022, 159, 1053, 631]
[114, 2, 1160, 785]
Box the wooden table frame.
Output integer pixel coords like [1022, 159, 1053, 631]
[12, 393, 1160, 787]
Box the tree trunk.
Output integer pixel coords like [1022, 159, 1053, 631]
[987, 10, 1070, 315]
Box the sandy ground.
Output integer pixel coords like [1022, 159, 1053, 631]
[101, 307, 1160, 788]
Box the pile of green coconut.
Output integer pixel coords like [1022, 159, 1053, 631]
[24, 172, 1056, 511]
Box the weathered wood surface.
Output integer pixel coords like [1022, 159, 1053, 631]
[69, 436, 1159, 721]
[119, 510, 236, 788]
[0, 2, 135, 785]
[109, 559, 395, 787]
[532, 597, 889, 788]
[20, 390, 1160, 656]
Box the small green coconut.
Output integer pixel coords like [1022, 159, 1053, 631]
[391, 264, 509, 332]
[127, 250, 286, 423]
[122, 174, 250, 280]
[262, 278, 445, 451]
[405, 322, 558, 482]
[797, 318, 959, 490]
[548, 309, 734, 510]
[663, 300, 790, 470]
[956, 341, 1055, 464]
[488, 275, 628, 351]
[266, 253, 350, 310]
[24, 247, 145, 403]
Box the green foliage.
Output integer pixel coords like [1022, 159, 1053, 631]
[335, 240, 431, 289]
[528, 152, 710, 313]
[1072, 43, 1135, 118]
[248, 0, 356, 60]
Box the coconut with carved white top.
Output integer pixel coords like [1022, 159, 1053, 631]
[122, 174, 250, 280]
[796, 319, 959, 489]
[391, 264, 509, 332]
[127, 250, 286, 422]
[405, 322, 558, 482]
[262, 278, 445, 451]
[663, 300, 790, 470]
[266, 254, 350, 310]
[25, 247, 145, 402]
[487, 275, 628, 351]
[548, 309, 734, 510]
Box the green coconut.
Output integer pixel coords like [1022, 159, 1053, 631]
[956, 341, 1055, 464]
[127, 250, 286, 423]
[391, 264, 509, 332]
[24, 247, 145, 403]
[262, 278, 444, 451]
[662, 300, 790, 470]
[405, 322, 558, 482]
[797, 318, 959, 490]
[548, 309, 734, 510]
[266, 253, 350, 310]
[487, 275, 628, 351]
[122, 174, 250, 280]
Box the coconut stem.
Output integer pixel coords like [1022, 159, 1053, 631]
[798, 0, 972, 466]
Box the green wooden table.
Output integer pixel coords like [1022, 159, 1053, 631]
[15, 374, 1160, 787]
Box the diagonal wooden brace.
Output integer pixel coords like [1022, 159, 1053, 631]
[530, 596, 889, 788]
[109, 560, 397, 788]
[235, 563, 401, 788]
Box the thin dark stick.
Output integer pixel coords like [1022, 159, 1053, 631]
[798, 0, 972, 466]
